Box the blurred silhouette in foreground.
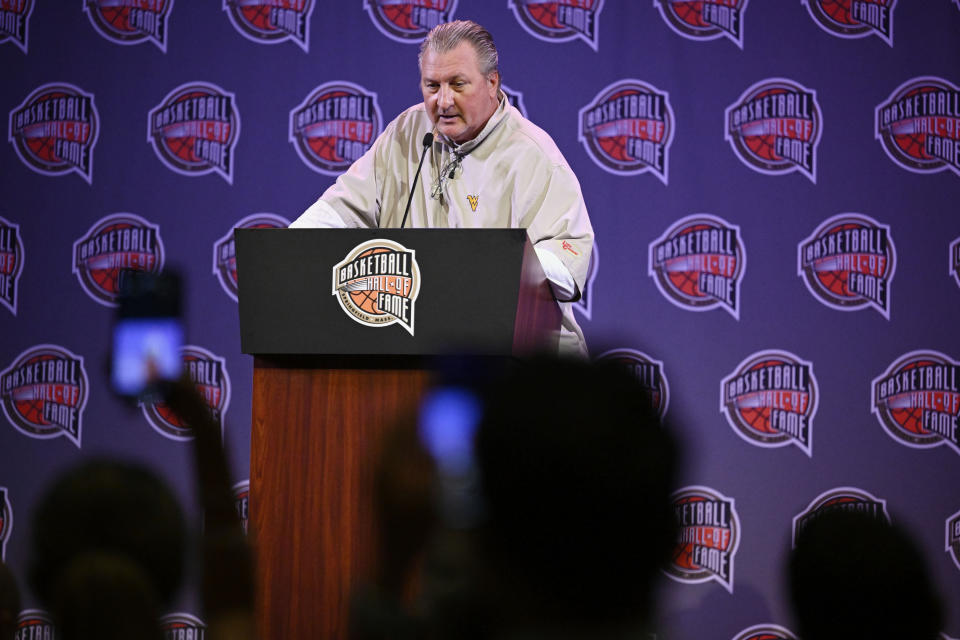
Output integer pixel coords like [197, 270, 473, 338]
[353, 355, 680, 639]
[0, 560, 20, 640]
[28, 375, 253, 640]
[788, 509, 944, 640]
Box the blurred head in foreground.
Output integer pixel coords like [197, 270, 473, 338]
[474, 355, 680, 628]
[788, 509, 943, 640]
[30, 460, 186, 639]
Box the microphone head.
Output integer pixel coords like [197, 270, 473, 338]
[422, 132, 434, 147]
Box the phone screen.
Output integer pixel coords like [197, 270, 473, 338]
[111, 317, 184, 396]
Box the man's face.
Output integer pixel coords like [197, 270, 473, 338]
[420, 41, 499, 144]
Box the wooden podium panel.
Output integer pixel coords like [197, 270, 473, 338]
[250, 357, 431, 639]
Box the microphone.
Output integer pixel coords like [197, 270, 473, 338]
[400, 132, 434, 229]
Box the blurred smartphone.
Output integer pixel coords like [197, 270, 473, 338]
[111, 270, 184, 399]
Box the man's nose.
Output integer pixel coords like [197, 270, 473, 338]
[438, 85, 454, 109]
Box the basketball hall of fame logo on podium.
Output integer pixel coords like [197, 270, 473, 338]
[578, 79, 674, 183]
[666, 485, 740, 593]
[509, 0, 604, 51]
[289, 81, 382, 176]
[8, 82, 99, 183]
[875, 76, 960, 177]
[0, 0, 34, 53]
[792, 487, 890, 547]
[802, 0, 896, 46]
[725, 78, 822, 183]
[721, 350, 818, 457]
[73, 213, 165, 307]
[649, 214, 745, 319]
[798, 213, 895, 319]
[148, 81, 240, 184]
[213, 213, 290, 302]
[872, 350, 960, 456]
[333, 239, 421, 336]
[654, 0, 749, 49]
[85, 0, 174, 51]
[223, 0, 314, 51]
[141, 345, 231, 442]
[0, 344, 88, 448]
[731, 624, 798, 640]
[364, 0, 457, 43]
[0, 216, 24, 316]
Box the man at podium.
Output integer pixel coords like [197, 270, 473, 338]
[290, 20, 594, 356]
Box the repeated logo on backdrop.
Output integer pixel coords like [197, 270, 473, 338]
[141, 345, 231, 441]
[508, 0, 604, 50]
[875, 76, 960, 177]
[654, 0, 749, 48]
[667, 486, 740, 592]
[802, 0, 897, 46]
[333, 239, 421, 335]
[731, 624, 798, 640]
[148, 82, 240, 184]
[0, 487, 10, 562]
[798, 213, 895, 319]
[73, 213, 165, 307]
[721, 350, 818, 457]
[0, 344, 88, 448]
[160, 613, 206, 639]
[17, 610, 55, 640]
[792, 487, 889, 546]
[596, 348, 669, 418]
[649, 214, 745, 319]
[214, 213, 290, 302]
[872, 351, 960, 456]
[364, 0, 456, 43]
[84, 0, 173, 51]
[578, 80, 674, 183]
[0, 0, 33, 52]
[289, 82, 383, 176]
[947, 508, 960, 572]
[234, 479, 249, 535]
[0, 216, 24, 316]
[8, 82, 99, 183]
[952, 236, 960, 289]
[223, 0, 314, 51]
[501, 84, 529, 119]
[725, 78, 822, 183]
[573, 241, 598, 320]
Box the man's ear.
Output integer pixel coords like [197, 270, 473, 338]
[487, 71, 500, 99]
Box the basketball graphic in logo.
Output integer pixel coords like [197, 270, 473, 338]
[654, 0, 749, 48]
[875, 76, 960, 177]
[363, 0, 457, 43]
[8, 82, 99, 183]
[84, 0, 174, 51]
[872, 350, 960, 456]
[289, 82, 382, 176]
[141, 345, 230, 442]
[223, 0, 314, 51]
[333, 239, 421, 335]
[73, 213, 165, 307]
[649, 214, 745, 318]
[802, 0, 896, 45]
[792, 487, 889, 547]
[725, 78, 822, 182]
[721, 350, 818, 456]
[509, 0, 604, 50]
[148, 82, 240, 183]
[731, 624, 798, 640]
[578, 79, 674, 182]
[666, 485, 740, 592]
[0, 0, 33, 53]
[595, 348, 669, 419]
[798, 213, 895, 318]
[0, 487, 11, 562]
[213, 213, 290, 302]
[0, 344, 88, 448]
[0, 216, 24, 315]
